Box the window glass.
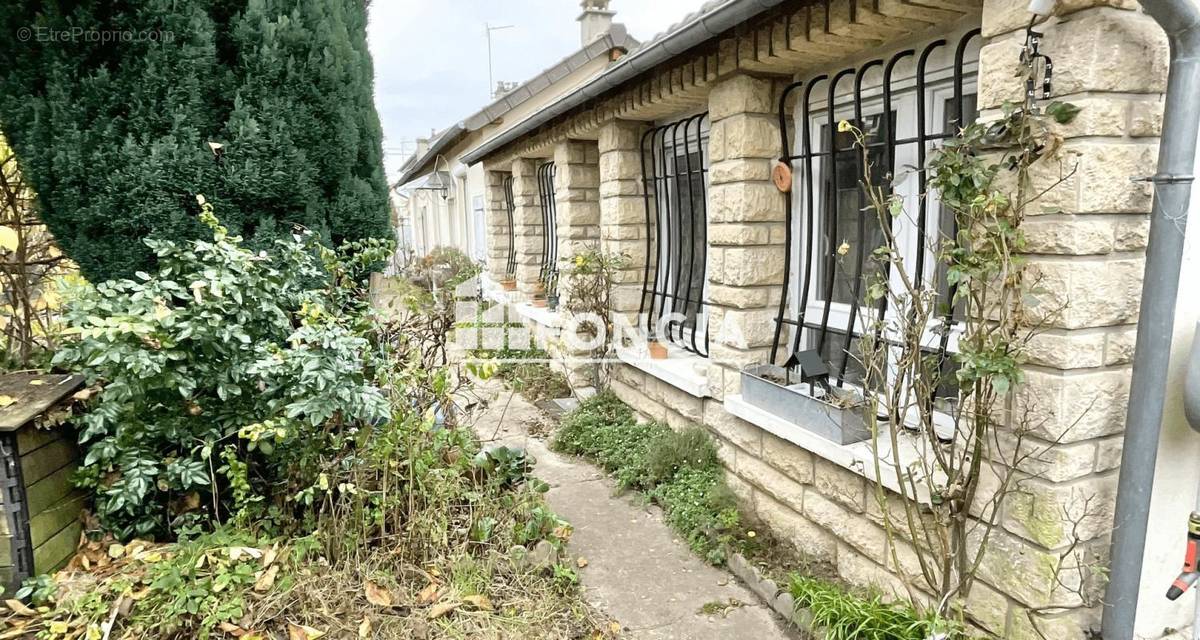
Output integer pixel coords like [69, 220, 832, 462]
[670, 148, 706, 331]
[815, 112, 894, 309]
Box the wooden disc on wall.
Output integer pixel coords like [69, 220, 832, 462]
[772, 161, 792, 192]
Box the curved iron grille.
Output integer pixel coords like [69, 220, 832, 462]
[503, 175, 517, 277]
[770, 29, 981, 392]
[536, 161, 559, 289]
[639, 113, 710, 357]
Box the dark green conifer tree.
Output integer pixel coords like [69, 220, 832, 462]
[0, 0, 390, 281]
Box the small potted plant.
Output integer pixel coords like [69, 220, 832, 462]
[500, 276, 517, 291]
[545, 274, 560, 310]
[647, 340, 668, 360]
[740, 351, 869, 445]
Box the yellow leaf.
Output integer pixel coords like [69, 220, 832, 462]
[0, 226, 17, 252]
[364, 579, 392, 607]
[28, 379, 45, 386]
[107, 543, 125, 558]
[357, 618, 372, 639]
[48, 621, 69, 634]
[287, 624, 324, 640]
[463, 594, 493, 611]
[5, 599, 35, 616]
[0, 395, 15, 408]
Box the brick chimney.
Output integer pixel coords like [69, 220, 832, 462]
[577, 0, 615, 46]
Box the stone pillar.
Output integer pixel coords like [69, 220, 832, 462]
[552, 140, 601, 281]
[704, 73, 787, 401]
[482, 169, 512, 281]
[552, 140, 602, 391]
[974, 1, 1167, 636]
[597, 120, 651, 327]
[510, 157, 544, 299]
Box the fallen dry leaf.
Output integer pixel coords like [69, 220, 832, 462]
[218, 621, 245, 636]
[0, 395, 16, 408]
[107, 543, 125, 559]
[428, 601, 459, 620]
[286, 624, 325, 640]
[28, 379, 45, 386]
[72, 388, 93, 401]
[0, 625, 29, 640]
[261, 545, 277, 568]
[254, 565, 279, 593]
[4, 600, 35, 616]
[415, 582, 440, 606]
[576, 556, 589, 568]
[364, 580, 392, 607]
[228, 546, 263, 562]
[462, 595, 493, 611]
[357, 617, 372, 638]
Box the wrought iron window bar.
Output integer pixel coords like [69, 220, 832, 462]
[639, 113, 710, 357]
[503, 175, 517, 277]
[769, 29, 981, 392]
[536, 161, 559, 290]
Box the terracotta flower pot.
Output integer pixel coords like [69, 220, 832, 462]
[500, 278, 517, 291]
[648, 341, 668, 360]
[532, 297, 547, 308]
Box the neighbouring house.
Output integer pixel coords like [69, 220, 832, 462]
[416, 0, 1200, 637]
[391, 1, 637, 262]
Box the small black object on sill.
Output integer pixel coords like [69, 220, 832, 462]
[783, 349, 830, 391]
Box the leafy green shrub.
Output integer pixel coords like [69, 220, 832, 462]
[406, 246, 481, 292]
[788, 576, 955, 640]
[55, 202, 389, 538]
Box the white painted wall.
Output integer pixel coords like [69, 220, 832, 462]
[1136, 94, 1200, 638]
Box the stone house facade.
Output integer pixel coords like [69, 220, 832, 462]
[453, 0, 1187, 636]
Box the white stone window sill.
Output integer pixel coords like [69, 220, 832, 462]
[725, 393, 934, 504]
[512, 302, 562, 329]
[616, 346, 710, 398]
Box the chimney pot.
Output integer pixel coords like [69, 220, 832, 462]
[577, 0, 615, 46]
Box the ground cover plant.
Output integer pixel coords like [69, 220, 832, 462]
[551, 392, 741, 564]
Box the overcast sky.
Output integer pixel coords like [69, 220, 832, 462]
[366, 0, 707, 181]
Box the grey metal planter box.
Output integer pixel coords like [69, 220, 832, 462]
[741, 364, 870, 445]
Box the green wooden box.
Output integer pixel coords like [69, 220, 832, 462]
[0, 373, 86, 592]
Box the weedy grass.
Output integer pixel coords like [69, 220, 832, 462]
[789, 575, 959, 640]
[471, 347, 572, 404]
